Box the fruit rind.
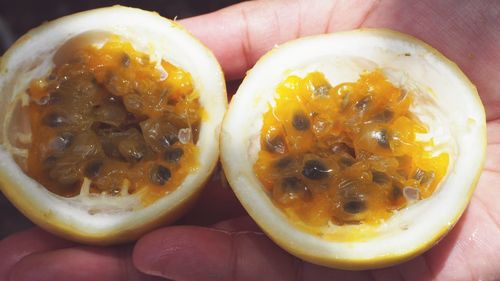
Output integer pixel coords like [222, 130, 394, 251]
[221, 28, 486, 269]
[0, 6, 227, 245]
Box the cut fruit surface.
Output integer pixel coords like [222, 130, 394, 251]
[26, 38, 201, 204]
[0, 6, 226, 245]
[221, 29, 486, 269]
[254, 70, 449, 227]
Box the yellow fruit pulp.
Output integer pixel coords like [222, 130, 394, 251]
[26, 38, 201, 205]
[254, 70, 449, 227]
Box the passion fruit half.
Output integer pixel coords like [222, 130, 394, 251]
[0, 6, 227, 245]
[221, 29, 486, 269]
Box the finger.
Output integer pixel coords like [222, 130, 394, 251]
[8, 245, 164, 281]
[0, 227, 74, 280]
[360, 0, 500, 121]
[423, 195, 500, 280]
[179, 0, 346, 80]
[180, 0, 500, 119]
[133, 225, 372, 281]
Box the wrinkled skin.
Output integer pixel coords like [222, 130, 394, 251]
[1, 1, 499, 280]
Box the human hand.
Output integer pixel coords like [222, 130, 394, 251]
[1, 0, 499, 280]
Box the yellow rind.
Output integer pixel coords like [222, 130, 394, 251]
[221, 28, 486, 269]
[0, 173, 205, 245]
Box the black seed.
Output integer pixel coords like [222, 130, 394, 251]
[331, 142, 355, 157]
[51, 132, 73, 151]
[42, 112, 66, 127]
[281, 177, 312, 201]
[292, 112, 310, 131]
[160, 135, 178, 147]
[302, 160, 330, 180]
[121, 53, 131, 67]
[119, 141, 146, 162]
[48, 91, 62, 105]
[265, 135, 285, 154]
[102, 142, 123, 160]
[391, 184, 402, 200]
[372, 129, 390, 149]
[43, 155, 57, 169]
[274, 156, 293, 169]
[404, 53, 411, 57]
[373, 110, 394, 123]
[151, 165, 171, 185]
[164, 147, 184, 162]
[84, 160, 103, 178]
[343, 200, 366, 214]
[372, 171, 390, 184]
[281, 176, 300, 191]
[339, 157, 355, 167]
[355, 96, 371, 111]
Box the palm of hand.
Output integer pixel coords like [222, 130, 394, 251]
[1, 1, 499, 281]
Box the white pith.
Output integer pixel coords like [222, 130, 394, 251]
[221, 30, 485, 264]
[0, 7, 226, 237]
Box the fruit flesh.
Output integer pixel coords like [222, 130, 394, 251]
[25, 37, 200, 205]
[254, 70, 449, 227]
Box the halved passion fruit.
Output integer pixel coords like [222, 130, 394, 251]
[0, 6, 227, 244]
[221, 29, 486, 269]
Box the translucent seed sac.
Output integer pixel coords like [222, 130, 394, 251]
[373, 109, 394, 123]
[84, 160, 103, 178]
[313, 84, 331, 96]
[121, 53, 131, 67]
[372, 171, 390, 184]
[372, 129, 390, 149]
[355, 96, 371, 111]
[331, 142, 355, 157]
[280, 176, 312, 202]
[274, 156, 293, 170]
[265, 135, 286, 154]
[160, 134, 178, 148]
[339, 157, 355, 167]
[403, 186, 420, 201]
[49, 132, 74, 151]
